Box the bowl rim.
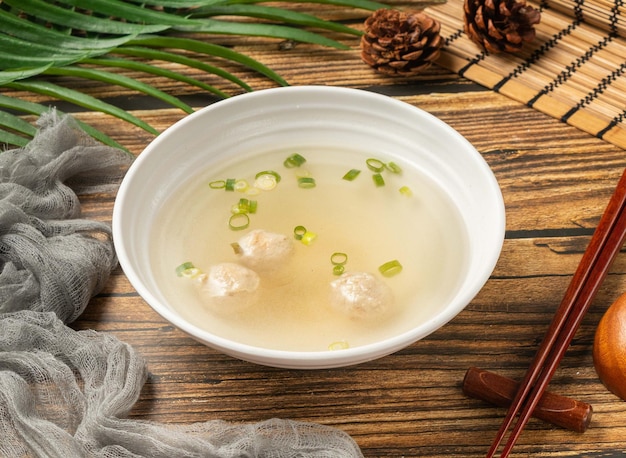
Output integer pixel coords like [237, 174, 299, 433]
[113, 85, 506, 368]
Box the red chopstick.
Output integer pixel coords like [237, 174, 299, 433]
[486, 167, 626, 458]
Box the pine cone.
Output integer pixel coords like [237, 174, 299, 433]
[361, 9, 443, 76]
[464, 0, 541, 53]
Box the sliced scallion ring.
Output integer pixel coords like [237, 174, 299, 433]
[255, 170, 281, 182]
[378, 259, 403, 277]
[254, 174, 278, 191]
[248, 199, 258, 214]
[372, 173, 385, 187]
[386, 161, 402, 173]
[284, 153, 307, 168]
[330, 252, 348, 265]
[399, 185, 413, 196]
[225, 178, 237, 191]
[298, 177, 316, 188]
[228, 213, 250, 231]
[366, 158, 385, 172]
[209, 180, 225, 189]
[293, 225, 307, 240]
[231, 203, 245, 214]
[342, 169, 361, 181]
[175, 262, 201, 278]
[234, 179, 249, 192]
[295, 168, 311, 178]
[181, 268, 201, 278]
[231, 198, 256, 214]
[332, 264, 345, 276]
[301, 231, 317, 245]
[175, 261, 195, 277]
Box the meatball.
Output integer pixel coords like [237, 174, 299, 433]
[235, 229, 294, 272]
[194, 262, 260, 314]
[329, 271, 393, 319]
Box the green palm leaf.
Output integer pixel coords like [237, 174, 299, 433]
[0, 129, 32, 148]
[83, 57, 231, 99]
[0, 9, 146, 51]
[172, 20, 349, 49]
[189, 4, 361, 36]
[5, 80, 160, 135]
[125, 36, 289, 86]
[0, 35, 90, 67]
[0, 0, 383, 152]
[0, 112, 37, 137]
[0, 94, 128, 151]
[122, 0, 221, 5]
[215, 0, 387, 10]
[0, 111, 37, 147]
[43, 66, 196, 114]
[0, 66, 53, 85]
[0, 93, 59, 116]
[45, 0, 350, 48]
[111, 46, 253, 92]
[2, 0, 170, 34]
[54, 0, 204, 26]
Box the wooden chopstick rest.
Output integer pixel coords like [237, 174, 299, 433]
[463, 367, 593, 433]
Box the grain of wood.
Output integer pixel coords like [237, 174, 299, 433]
[6, 3, 626, 454]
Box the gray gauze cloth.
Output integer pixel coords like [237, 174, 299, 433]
[0, 112, 363, 458]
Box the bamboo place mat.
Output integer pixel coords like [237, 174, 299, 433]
[425, 0, 626, 150]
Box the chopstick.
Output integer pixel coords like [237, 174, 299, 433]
[486, 167, 626, 458]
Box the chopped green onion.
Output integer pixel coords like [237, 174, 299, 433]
[293, 225, 307, 240]
[298, 177, 316, 188]
[175, 262, 201, 278]
[231, 201, 245, 214]
[295, 168, 311, 178]
[366, 158, 385, 172]
[231, 198, 257, 215]
[228, 213, 250, 231]
[255, 175, 277, 191]
[231, 242, 242, 255]
[328, 340, 350, 351]
[284, 153, 307, 168]
[332, 264, 345, 276]
[248, 200, 258, 214]
[386, 162, 402, 174]
[331, 252, 347, 275]
[245, 187, 261, 196]
[255, 170, 281, 182]
[372, 173, 385, 187]
[330, 252, 348, 265]
[176, 261, 194, 276]
[225, 178, 237, 191]
[234, 179, 249, 192]
[209, 180, 225, 189]
[342, 169, 361, 181]
[254, 171, 280, 190]
[379, 259, 403, 277]
[399, 185, 413, 197]
[301, 231, 317, 245]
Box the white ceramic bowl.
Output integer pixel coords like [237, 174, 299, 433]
[113, 86, 505, 369]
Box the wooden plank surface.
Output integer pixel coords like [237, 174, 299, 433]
[4, 1, 626, 456]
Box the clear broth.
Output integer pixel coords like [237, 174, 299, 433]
[151, 147, 469, 351]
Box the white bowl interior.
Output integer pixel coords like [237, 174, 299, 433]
[113, 86, 505, 369]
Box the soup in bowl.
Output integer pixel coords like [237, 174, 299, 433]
[113, 86, 505, 369]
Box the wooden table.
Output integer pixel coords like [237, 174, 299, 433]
[7, 2, 626, 456]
